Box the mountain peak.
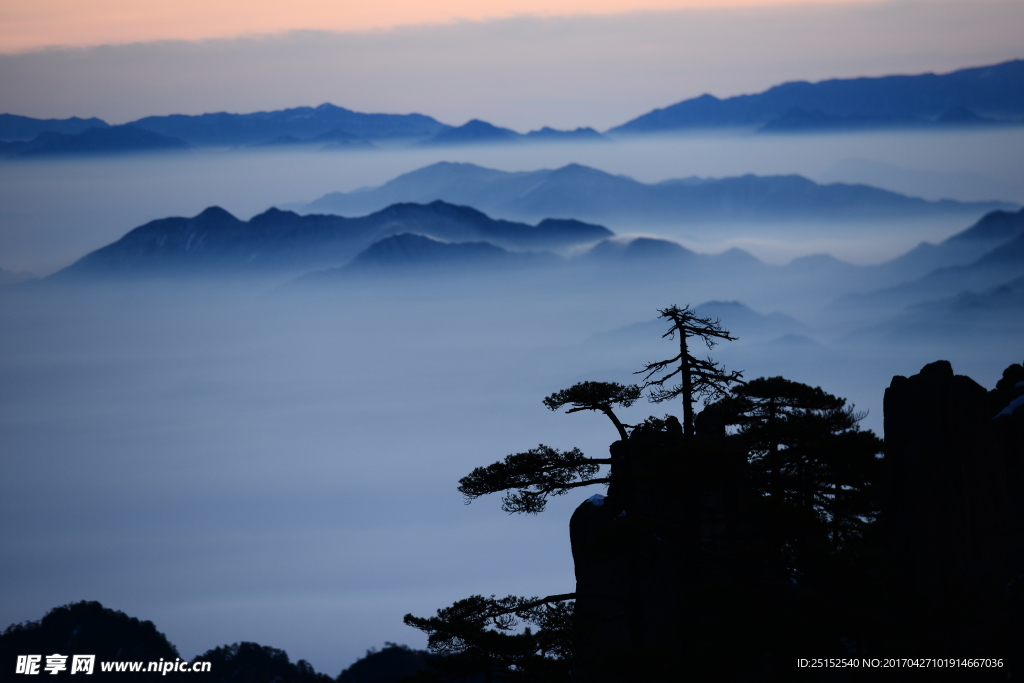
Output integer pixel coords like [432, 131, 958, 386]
[195, 206, 239, 222]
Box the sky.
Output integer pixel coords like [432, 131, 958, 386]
[0, 0, 884, 53]
[1, 0, 1022, 130]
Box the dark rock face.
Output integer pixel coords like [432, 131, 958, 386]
[993, 363, 1024, 579]
[569, 420, 749, 682]
[569, 361, 1024, 680]
[883, 359, 1024, 667]
[569, 492, 632, 680]
[883, 360, 1011, 600]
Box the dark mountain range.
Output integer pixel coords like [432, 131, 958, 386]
[920, 273, 1024, 316]
[834, 225, 1024, 325]
[610, 59, 1024, 134]
[0, 104, 447, 152]
[948, 205, 1024, 244]
[50, 201, 611, 279]
[580, 236, 700, 264]
[756, 107, 993, 133]
[298, 161, 1013, 225]
[872, 206, 1024, 281]
[570, 208, 1024, 324]
[0, 125, 187, 157]
[314, 233, 559, 278]
[524, 126, 604, 142]
[849, 272, 1024, 342]
[6, 59, 1018, 154]
[421, 120, 605, 146]
[0, 111, 606, 155]
[423, 119, 520, 145]
[875, 208, 1024, 290]
[0, 113, 110, 141]
[126, 103, 449, 146]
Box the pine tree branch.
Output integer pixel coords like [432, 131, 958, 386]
[458, 445, 608, 514]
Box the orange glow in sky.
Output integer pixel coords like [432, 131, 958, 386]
[2, 0, 880, 53]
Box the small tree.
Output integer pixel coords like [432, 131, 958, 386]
[457, 382, 641, 514]
[723, 376, 883, 554]
[542, 381, 641, 442]
[635, 304, 743, 440]
[406, 382, 640, 680]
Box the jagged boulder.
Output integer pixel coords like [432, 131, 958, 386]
[883, 360, 1011, 599]
[569, 491, 632, 681]
[568, 418, 751, 682]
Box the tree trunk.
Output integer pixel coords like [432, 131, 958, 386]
[681, 330, 694, 440]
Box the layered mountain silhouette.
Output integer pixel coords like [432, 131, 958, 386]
[0, 125, 187, 157]
[294, 233, 561, 283]
[591, 300, 808, 347]
[298, 161, 1013, 225]
[829, 208, 1024, 327]
[127, 103, 449, 146]
[610, 59, 1024, 134]
[847, 271, 1024, 342]
[422, 119, 519, 146]
[50, 201, 611, 279]
[0, 108, 605, 156]
[7, 59, 1019, 156]
[421, 119, 604, 146]
[0, 113, 110, 141]
[0, 104, 447, 154]
[875, 206, 1024, 279]
[46, 197, 1024, 337]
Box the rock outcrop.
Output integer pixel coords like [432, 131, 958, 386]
[883, 360, 1011, 599]
[883, 359, 1024, 666]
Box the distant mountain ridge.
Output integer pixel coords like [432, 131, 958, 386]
[610, 59, 1024, 134]
[298, 161, 1014, 225]
[591, 301, 808, 347]
[6, 58, 1021, 156]
[51, 201, 611, 279]
[0, 114, 110, 141]
[0, 107, 603, 155]
[422, 119, 605, 146]
[879, 206, 1024, 278]
[0, 125, 187, 157]
[827, 208, 1024, 325]
[127, 103, 449, 146]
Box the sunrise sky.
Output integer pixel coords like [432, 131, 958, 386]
[2, 0, 882, 53]
[1, 0, 1022, 130]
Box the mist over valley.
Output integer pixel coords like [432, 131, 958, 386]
[3, 57, 1024, 676]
